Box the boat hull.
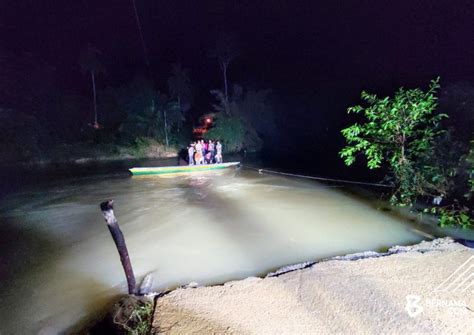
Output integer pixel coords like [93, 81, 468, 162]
[129, 162, 240, 176]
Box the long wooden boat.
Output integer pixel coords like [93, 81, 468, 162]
[129, 162, 240, 176]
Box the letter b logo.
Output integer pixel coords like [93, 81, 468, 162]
[406, 295, 423, 317]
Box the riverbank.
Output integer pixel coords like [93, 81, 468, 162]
[151, 238, 473, 334]
[0, 139, 179, 168]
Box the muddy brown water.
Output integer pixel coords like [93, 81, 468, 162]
[0, 163, 448, 334]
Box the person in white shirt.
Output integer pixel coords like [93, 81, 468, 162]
[215, 141, 223, 164]
[195, 140, 203, 165]
[188, 143, 195, 165]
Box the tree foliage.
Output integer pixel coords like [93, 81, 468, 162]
[167, 63, 192, 112]
[340, 78, 446, 205]
[207, 84, 275, 152]
[419, 131, 469, 199]
[210, 33, 240, 101]
[79, 44, 105, 127]
[0, 109, 46, 162]
[204, 115, 246, 153]
[212, 33, 240, 68]
[79, 45, 105, 75]
[467, 139, 474, 197]
[422, 134, 474, 228]
[112, 77, 183, 144]
[438, 82, 474, 143]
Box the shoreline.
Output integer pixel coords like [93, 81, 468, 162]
[150, 237, 473, 334]
[1, 151, 179, 169]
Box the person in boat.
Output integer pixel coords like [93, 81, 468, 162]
[215, 140, 223, 164]
[201, 140, 207, 164]
[201, 140, 206, 164]
[204, 151, 213, 164]
[195, 140, 204, 165]
[203, 140, 209, 155]
[188, 143, 195, 166]
[208, 140, 215, 163]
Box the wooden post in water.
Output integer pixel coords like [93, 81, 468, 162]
[100, 200, 136, 295]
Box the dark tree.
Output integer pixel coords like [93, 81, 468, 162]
[211, 33, 240, 102]
[438, 82, 474, 142]
[79, 44, 105, 129]
[167, 63, 192, 113]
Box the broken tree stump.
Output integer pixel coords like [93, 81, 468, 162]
[100, 200, 136, 295]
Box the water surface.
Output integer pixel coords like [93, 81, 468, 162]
[0, 165, 425, 333]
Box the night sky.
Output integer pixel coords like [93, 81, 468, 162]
[4, 0, 474, 96]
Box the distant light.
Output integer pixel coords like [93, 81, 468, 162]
[206, 118, 212, 123]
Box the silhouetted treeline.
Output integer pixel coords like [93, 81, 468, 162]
[0, 48, 473, 178]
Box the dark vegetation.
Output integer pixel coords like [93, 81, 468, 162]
[0, 50, 184, 164]
[0, 33, 276, 165]
[341, 78, 473, 227]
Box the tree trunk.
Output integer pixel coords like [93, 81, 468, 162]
[177, 96, 182, 133]
[223, 63, 228, 102]
[164, 109, 169, 147]
[149, 98, 155, 137]
[100, 200, 136, 295]
[91, 70, 98, 127]
[401, 132, 406, 162]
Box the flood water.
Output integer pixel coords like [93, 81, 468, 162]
[0, 162, 431, 334]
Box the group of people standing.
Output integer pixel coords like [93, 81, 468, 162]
[187, 140, 223, 165]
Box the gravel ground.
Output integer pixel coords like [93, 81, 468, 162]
[152, 238, 474, 334]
